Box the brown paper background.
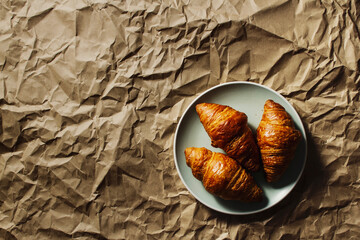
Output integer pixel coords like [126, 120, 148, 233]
[1, 0, 359, 239]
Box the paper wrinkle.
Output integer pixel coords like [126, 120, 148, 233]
[1, 0, 360, 239]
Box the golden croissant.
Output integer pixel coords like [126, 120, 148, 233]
[184, 147, 263, 202]
[257, 100, 302, 182]
[196, 103, 260, 172]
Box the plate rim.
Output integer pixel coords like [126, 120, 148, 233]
[173, 81, 308, 215]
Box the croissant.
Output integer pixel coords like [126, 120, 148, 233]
[196, 103, 260, 172]
[184, 147, 263, 202]
[257, 100, 302, 182]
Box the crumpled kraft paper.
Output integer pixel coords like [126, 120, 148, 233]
[0, 0, 359, 239]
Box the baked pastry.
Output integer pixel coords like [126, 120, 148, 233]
[257, 99, 302, 182]
[184, 147, 263, 202]
[196, 103, 260, 172]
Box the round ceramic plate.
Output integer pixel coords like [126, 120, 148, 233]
[173, 81, 307, 215]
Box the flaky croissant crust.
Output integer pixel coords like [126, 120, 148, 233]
[184, 147, 263, 202]
[196, 103, 260, 172]
[257, 99, 302, 182]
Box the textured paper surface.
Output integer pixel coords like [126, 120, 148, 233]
[1, 0, 359, 239]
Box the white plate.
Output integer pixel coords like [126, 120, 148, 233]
[173, 81, 307, 215]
